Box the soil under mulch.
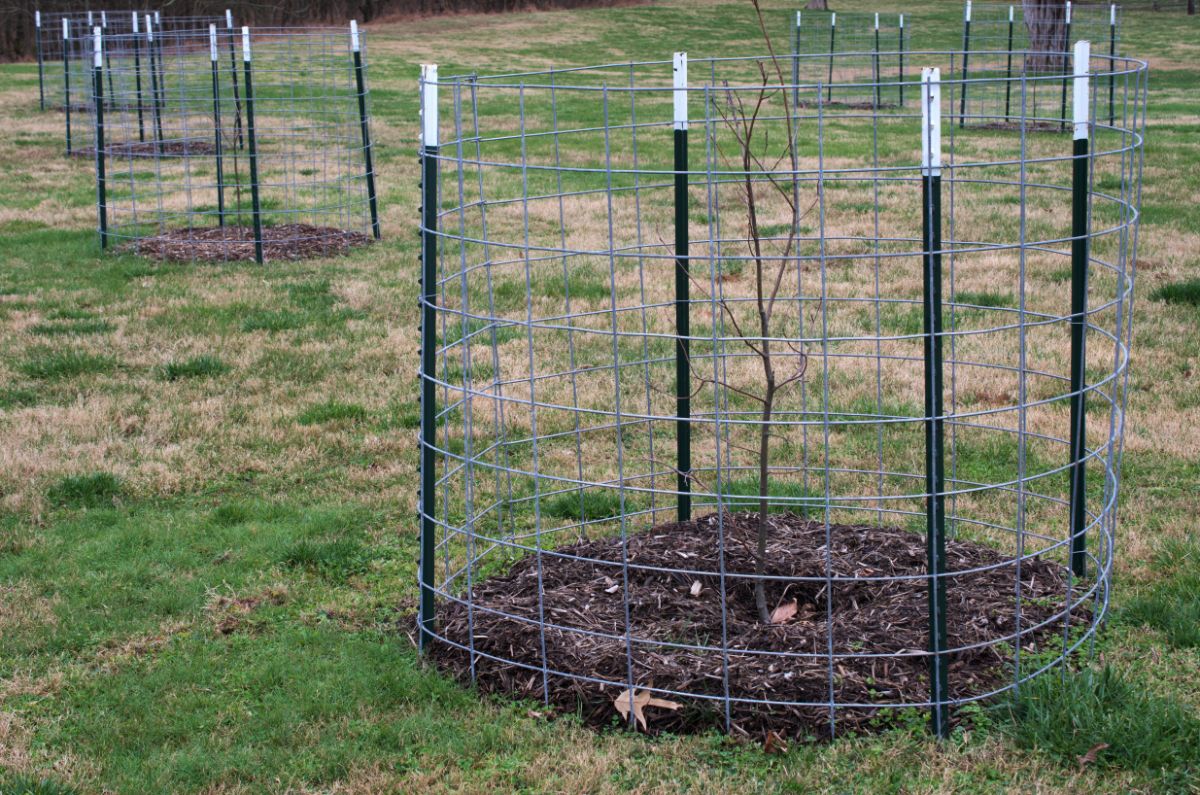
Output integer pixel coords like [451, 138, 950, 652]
[69, 139, 218, 159]
[128, 224, 372, 262]
[432, 511, 1084, 739]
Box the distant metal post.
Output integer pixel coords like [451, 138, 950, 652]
[1060, 1, 1073, 131]
[418, 63, 440, 650]
[102, 12, 114, 113]
[898, 14, 905, 106]
[132, 12, 145, 142]
[93, 26, 107, 249]
[873, 13, 881, 108]
[35, 12, 45, 111]
[792, 12, 801, 112]
[62, 19, 71, 155]
[209, 25, 225, 227]
[673, 52, 691, 522]
[959, 1, 971, 127]
[921, 66, 950, 739]
[241, 27, 264, 264]
[1004, 5, 1015, 119]
[1109, 4, 1117, 127]
[1069, 40, 1091, 578]
[351, 21, 381, 240]
[227, 10, 244, 150]
[146, 16, 164, 148]
[826, 12, 836, 103]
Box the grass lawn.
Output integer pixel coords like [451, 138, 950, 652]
[1, 1, 1199, 792]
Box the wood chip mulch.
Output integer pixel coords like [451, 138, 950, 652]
[69, 139, 219, 159]
[128, 224, 372, 262]
[432, 511, 1087, 739]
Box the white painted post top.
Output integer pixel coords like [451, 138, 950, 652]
[241, 26, 251, 62]
[900, 13, 905, 28]
[209, 24, 219, 62]
[1066, 1, 1072, 24]
[93, 27, 101, 68]
[101, 11, 106, 27]
[1111, 4, 1117, 25]
[1009, 5, 1015, 22]
[63, 18, 68, 39]
[830, 12, 836, 26]
[351, 20, 361, 52]
[795, 11, 801, 26]
[874, 13, 879, 30]
[226, 9, 234, 29]
[145, 14, 153, 41]
[132, 12, 138, 33]
[1074, 40, 1091, 140]
[921, 67, 941, 177]
[673, 51, 687, 130]
[965, 1, 972, 23]
[87, 11, 93, 26]
[35, 11, 41, 28]
[421, 64, 438, 148]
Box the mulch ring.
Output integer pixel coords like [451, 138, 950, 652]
[69, 139, 218, 158]
[127, 224, 372, 262]
[432, 511, 1087, 739]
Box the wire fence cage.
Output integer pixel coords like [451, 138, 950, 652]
[959, 1, 1122, 126]
[91, 24, 380, 262]
[416, 48, 1147, 739]
[789, 11, 911, 109]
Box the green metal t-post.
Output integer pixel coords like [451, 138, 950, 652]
[792, 12, 801, 112]
[36, 12, 45, 111]
[959, 0, 971, 128]
[132, 13, 145, 142]
[241, 28, 264, 264]
[1004, 5, 1015, 119]
[873, 14, 881, 108]
[921, 67, 950, 739]
[898, 14, 906, 106]
[826, 13, 836, 103]
[93, 27, 107, 249]
[1059, 2, 1073, 132]
[418, 64, 440, 650]
[146, 17, 164, 149]
[1068, 41, 1092, 578]
[351, 21, 381, 240]
[62, 19, 71, 155]
[209, 25, 226, 227]
[1108, 4, 1117, 127]
[673, 52, 691, 522]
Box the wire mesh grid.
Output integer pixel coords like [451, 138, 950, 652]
[960, 2, 1122, 126]
[92, 24, 380, 262]
[37, 11, 159, 112]
[417, 49, 1147, 738]
[790, 11, 911, 108]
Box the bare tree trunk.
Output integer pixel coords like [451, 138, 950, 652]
[805, 0, 829, 9]
[1190, 0, 1197, 17]
[1022, 0, 1069, 70]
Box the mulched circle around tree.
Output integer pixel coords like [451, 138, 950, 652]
[432, 511, 1086, 739]
[70, 140, 219, 158]
[127, 224, 372, 262]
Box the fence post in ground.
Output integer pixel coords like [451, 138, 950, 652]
[673, 51, 691, 522]
[351, 21, 381, 240]
[418, 63, 440, 650]
[1069, 40, 1092, 578]
[826, 12, 836, 102]
[132, 12, 145, 142]
[36, 12, 45, 110]
[93, 26, 107, 249]
[1060, 1, 1073, 130]
[959, 0, 971, 127]
[62, 19, 71, 155]
[898, 14, 906, 106]
[209, 25, 225, 227]
[921, 66, 950, 739]
[241, 27, 264, 264]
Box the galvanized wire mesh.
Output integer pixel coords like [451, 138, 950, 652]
[789, 11, 911, 109]
[417, 49, 1147, 737]
[960, 2, 1122, 125]
[91, 25, 379, 261]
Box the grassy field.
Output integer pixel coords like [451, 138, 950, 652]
[1, 1, 1199, 792]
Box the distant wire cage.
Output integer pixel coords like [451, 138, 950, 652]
[959, 1, 1122, 126]
[789, 11, 911, 108]
[416, 49, 1147, 738]
[89, 24, 380, 262]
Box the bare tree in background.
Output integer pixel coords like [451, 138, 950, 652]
[805, 0, 830, 10]
[1022, 0, 1070, 69]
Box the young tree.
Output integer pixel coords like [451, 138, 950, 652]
[688, 0, 811, 623]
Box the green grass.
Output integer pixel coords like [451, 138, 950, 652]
[46, 472, 123, 509]
[1003, 666, 1200, 782]
[28, 319, 116, 336]
[18, 349, 118, 379]
[156, 355, 229, 381]
[296, 400, 369, 426]
[1149, 278, 1200, 307]
[1122, 535, 1200, 648]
